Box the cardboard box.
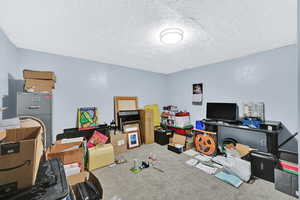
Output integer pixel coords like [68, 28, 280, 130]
[24, 79, 55, 93]
[88, 144, 114, 170]
[0, 131, 6, 141]
[25, 79, 55, 89]
[0, 127, 43, 194]
[139, 109, 154, 144]
[68, 171, 103, 200]
[46, 141, 84, 171]
[23, 69, 56, 81]
[168, 134, 186, 154]
[235, 144, 255, 157]
[110, 133, 127, 155]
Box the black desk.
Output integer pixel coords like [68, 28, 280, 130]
[202, 120, 281, 154]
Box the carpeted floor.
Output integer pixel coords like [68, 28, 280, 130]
[93, 143, 295, 200]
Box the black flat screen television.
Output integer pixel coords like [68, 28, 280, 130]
[206, 103, 237, 121]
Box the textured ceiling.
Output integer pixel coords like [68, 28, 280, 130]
[0, 0, 297, 74]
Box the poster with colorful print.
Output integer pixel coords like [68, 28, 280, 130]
[77, 107, 99, 129]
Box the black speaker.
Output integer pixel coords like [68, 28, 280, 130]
[249, 151, 277, 183]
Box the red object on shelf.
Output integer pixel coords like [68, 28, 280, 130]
[175, 112, 190, 117]
[169, 127, 191, 135]
[279, 162, 298, 172]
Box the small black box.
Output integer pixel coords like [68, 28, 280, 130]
[249, 151, 277, 183]
[154, 130, 172, 145]
[167, 145, 185, 154]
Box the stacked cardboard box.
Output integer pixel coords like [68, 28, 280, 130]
[46, 140, 84, 172]
[23, 69, 56, 93]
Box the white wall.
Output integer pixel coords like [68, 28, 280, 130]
[17, 48, 167, 137]
[0, 29, 19, 119]
[1, 28, 298, 149]
[167, 45, 298, 150]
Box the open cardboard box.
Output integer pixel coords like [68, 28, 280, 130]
[68, 171, 103, 200]
[0, 127, 43, 197]
[46, 140, 84, 171]
[167, 134, 186, 154]
[225, 143, 255, 158]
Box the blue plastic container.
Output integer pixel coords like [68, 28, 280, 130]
[242, 118, 261, 128]
[195, 121, 205, 130]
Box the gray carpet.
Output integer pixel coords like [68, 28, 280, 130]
[93, 143, 295, 200]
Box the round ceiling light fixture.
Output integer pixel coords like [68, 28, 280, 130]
[160, 28, 184, 44]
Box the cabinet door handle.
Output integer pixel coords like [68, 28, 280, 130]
[28, 106, 40, 109]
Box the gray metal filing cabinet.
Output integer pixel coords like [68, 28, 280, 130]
[17, 92, 52, 147]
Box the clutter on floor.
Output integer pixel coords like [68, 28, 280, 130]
[94, 143, 294, 200]
[157, 103, 298, 198]
[0, 69, 298, 199]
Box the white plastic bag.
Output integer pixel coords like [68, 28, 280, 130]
[223, 156, 251, 182]
[212, 155, 251, 182]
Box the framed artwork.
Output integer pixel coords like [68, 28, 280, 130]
[123, 122, 142, 146]
[77, 107, 99, 130]
[192, 83, 203, 105]
[127, 131, 140, 149]
[114, 96, 138, 127]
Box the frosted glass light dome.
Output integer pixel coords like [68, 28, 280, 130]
[160, 28, 184, 44]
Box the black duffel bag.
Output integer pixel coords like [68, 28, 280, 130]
[75, 181, 101, 200]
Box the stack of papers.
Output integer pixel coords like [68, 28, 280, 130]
[215, 171, 243, 188]
[195, 154, 213, 162]
[195, 163, 217, 175]
[183, 149, 200, 157]
[61, 137, 84, 144]
[64, 163, 81, 177]
[212, 156, 228, 165]
[185, 159, 199, 166]
[62, 145, 80, 152]
[212, 163, 223, 169]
